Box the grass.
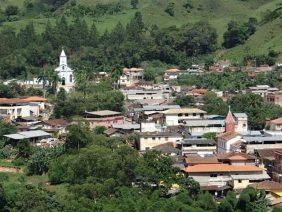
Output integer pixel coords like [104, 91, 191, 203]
[0, 0, 281, 62]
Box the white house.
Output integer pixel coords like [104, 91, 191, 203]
[55, 49, 75, 92]
[163, 108, 207, 126]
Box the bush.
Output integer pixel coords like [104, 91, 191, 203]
[165, 3, 175, 16]
[5, 5, 19, 16]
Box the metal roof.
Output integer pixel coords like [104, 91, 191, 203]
[179, 139, 215, 145]
[185, 119, 224, 127]
[113, 123, 140, 130]
[4, 130, 51, 140]
[85, 110, 121, 116]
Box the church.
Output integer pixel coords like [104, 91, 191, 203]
[55, 49, 75, 92]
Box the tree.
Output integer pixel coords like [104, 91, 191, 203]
[165, 3, 175, 16]
[131, 0, 139, 9]
[174, 95, 195, 106]
[65, 123, 93, 151]
[201, 92, 228, 116]
[17, 139, 32, 158]
[5, 5, 19, 16]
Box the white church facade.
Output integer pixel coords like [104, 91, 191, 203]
[55, 49, 75, 92]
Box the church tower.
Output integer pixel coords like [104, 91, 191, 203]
[225, 107, 236, 133]
[55, 48, 75, 92]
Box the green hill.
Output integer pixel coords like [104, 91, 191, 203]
[0, 0, 281, 62]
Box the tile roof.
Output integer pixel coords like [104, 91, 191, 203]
[225, 110, 236, 124]
[0, 96, 47, 104]
[185, 156, 219, 165]
[43, 118, 68, 127]
[271, 118, 282, 124]
[217, 131, 239, 141]
[256, 148, 282, 160]
[184, 164, 263, 173]
[250, 181, 282, 190]
[163, 108, 207, 115]
[216, 152, 256, 161]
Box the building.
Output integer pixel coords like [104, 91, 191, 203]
[0, 96, 47, 120]
[84, 110, 124, 129]
[269, 118, 282, 131]
[250, 181, 282, 199]
[246, 85, 279, 100]
[55, 49, 75, 92]
[184, 163, 270, 191]
[41, 118, 69, 136]
[163, 108, 207, 126]
[216, 152, 257, 166]
[138, 131, 183, 151]
[122, 89, 170, 101]
[177, 138, 216, 156]
[217, 132, 244, 153]
[3, 130, 55, 147]
[164, 68, 181, 81]
[118, 68, 144, 87]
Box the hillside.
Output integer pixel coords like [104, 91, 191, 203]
[0, 0, 281, 62]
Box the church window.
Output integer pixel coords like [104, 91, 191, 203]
[70, 75, 73, 83]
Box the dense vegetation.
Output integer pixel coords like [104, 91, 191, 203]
[0, 122, 274, 211]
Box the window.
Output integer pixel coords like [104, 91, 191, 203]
[238, 180, 242, 183]
[165, 137, 168, 141]
[178, 113, 183, 117]
[158, 137, 161, 140]
[152, 137, 156, 140]
[193, 113, 196, 116]
[62, 77, 66, 85]
[185, 113, 188, 116]
[210, 174, 217, 177]
[69, 74, 73, 83]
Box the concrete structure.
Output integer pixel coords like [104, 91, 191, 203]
[118, 68, 144, 87]
[163, 108, 207, 126]
[84, 110, 124, 129]
[55, 49, 75, 92]
[177, 138, 216, 156]
[0, 96, 47, 120]
[122, 89, 170, 101]
[138, 132, 183, 151]
[184, 163, 270, 190]
[269, 118, 282, 131]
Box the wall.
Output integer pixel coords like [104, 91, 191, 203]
[232, 179, 250, 190]
[139, 136, 182, 151]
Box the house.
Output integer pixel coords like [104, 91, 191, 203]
[250, 181, 282, 199]
[55, 49, 75, 92]
[164, 68, 181, 81]
[177, 138, 216, 156]
[246, 85, 280, 102]
[256, 148, 282, 169]
[122, 89, 170, 101]
[272, 150, 282, 183]
[269, 118, 282, 131]
[118, 68, 144, 87]
[41, 118, 69, 136]
[3, 130, 56, 147]
[184, 155, 220, 166]
[265, 90, 282, 106]
[0, 96, 47, 120]
[151, 142, 181, 156]
[138, 131, 183, 151]
[84, 110, 124, 129]
[163, 108, 207, 126]
[184, 163, 270, 191]
[208, 60, 231, 72]
[216, 152, 257, 166]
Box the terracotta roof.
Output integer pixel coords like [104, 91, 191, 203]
[256, 148, 282, 160]
[217, 131, 239, 141]
[271, 118, 282, 124]
[184, 164, 263, 173]
[191, 88, 208, 95]
[43, 118, 68, 127]
[0, 96, 47, 104]
[250, 181, 282, 190]
[217, 152, 256, 161]
[185, 156, 219, 165]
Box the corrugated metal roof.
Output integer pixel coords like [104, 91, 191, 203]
[4, 130, 51, 140]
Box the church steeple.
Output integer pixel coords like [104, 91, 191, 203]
[60, 48, 67, 66]
[225, 106, 236, 133]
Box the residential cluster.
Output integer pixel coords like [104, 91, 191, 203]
[1, 50, 282, 207]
